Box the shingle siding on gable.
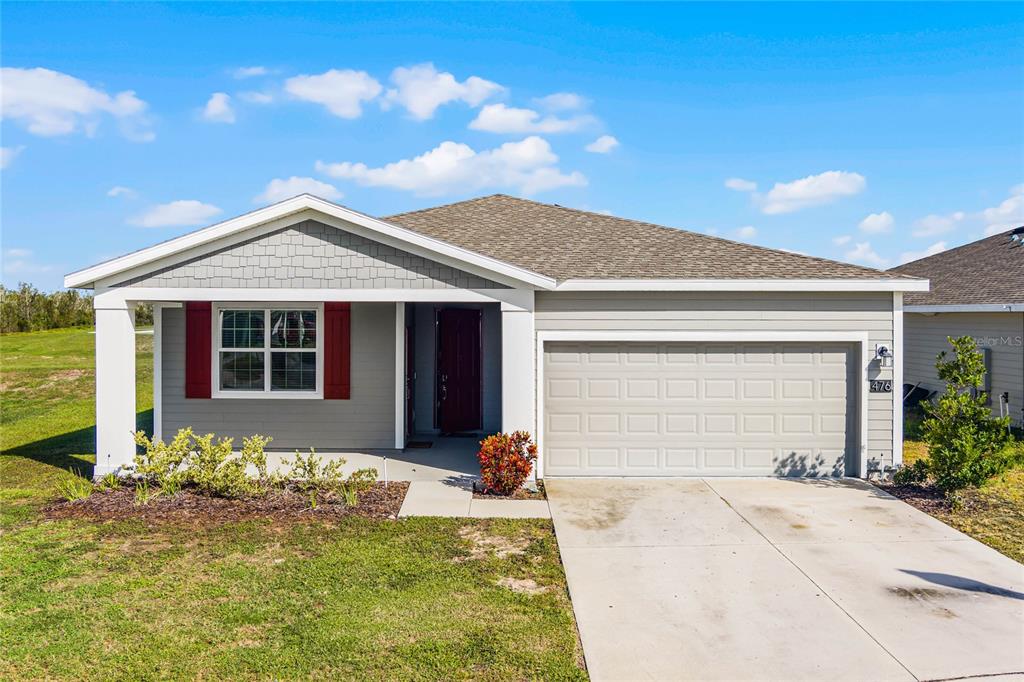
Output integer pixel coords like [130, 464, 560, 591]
[114, 219, 508, 290]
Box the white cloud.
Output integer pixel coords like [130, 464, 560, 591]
[3, 248, 54, 275]
[285, 69, 382, 119]
[232, 66, 269, 79]
[384, 63, 502, 120]
[201, 92, 235, 123]
[534, 92, 588, 111]
[912, 211, 965, 237]
[734, 225, 757, 239]
[724, 177, 757, 192]
[238, 91, 273, 105]
[844, 241, 887, 268]
[858, 211, 894, 234]
[316, 136, 586, 197]
[832, 234, 852, 246]
[585, 135, 619, 154]
[761, 171, 866, 214]
[468, 103, 592, 135]
[129, 200, 222, 228]
[899, 241, 947, 264]
[255, 176, 342, 203]
[1, 145, 25, 169]
[980, 184, 1024, 235]
[107, 185, 136, 198]
[0, 67, 152, 140]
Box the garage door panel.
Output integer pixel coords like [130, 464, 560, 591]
[544, 341, 856, 477]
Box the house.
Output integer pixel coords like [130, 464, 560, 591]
[65, 194, 927, 479]
[890, 228, 1024, 427]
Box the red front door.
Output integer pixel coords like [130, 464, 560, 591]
[436, 308, 482, 433]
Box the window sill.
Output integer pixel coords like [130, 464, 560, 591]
[211, 390, 324, 400]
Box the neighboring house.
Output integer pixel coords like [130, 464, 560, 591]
[66, 194, 926, 479]
[890, 228, 1024, 427]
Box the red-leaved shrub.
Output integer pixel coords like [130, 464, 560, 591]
[477, 431, 537, 496]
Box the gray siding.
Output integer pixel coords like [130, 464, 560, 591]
[119, 219, 507, 290]
[535, 291, 896, 469]
[410, 302, 502, 434]
[161, 303, 396, 449]
[904, 312, 1023, 427]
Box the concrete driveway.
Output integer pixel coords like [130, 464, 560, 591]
[546, 478, 1024, 681]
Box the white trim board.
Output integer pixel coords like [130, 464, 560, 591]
[904, 304, 1024, 313]
[556, 278, 929, 293]
[892, 293, 903, 468]
[92, 286, 535, 311]
[535, 330, 872, 479]
[65, 194, 556, 291]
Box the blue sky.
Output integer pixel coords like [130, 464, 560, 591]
[2, 2, 1022, 290]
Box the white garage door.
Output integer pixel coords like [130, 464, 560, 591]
[543, 342, 858, 477]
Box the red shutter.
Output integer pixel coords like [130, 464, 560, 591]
[185, 301, 212, 399]
[324, 302, 351, 399]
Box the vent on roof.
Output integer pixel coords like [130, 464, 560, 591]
[1011, 226, 1024, 247]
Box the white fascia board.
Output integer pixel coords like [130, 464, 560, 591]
[92, 286, 535, 311]
[904, 303, 1024, 313]
[555, 278, 930, 292]
[65, 194, 555, 290]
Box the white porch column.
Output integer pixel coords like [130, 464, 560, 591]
[95, 300, 136, 478]
[394, 302, 406, 450]
[501, 301, 536, 437]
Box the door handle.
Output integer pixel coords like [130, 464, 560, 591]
[441, 384, 447, 401]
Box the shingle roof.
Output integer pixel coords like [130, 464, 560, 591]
[385, 194, 917, 282]
[889, 228, 1024, 306]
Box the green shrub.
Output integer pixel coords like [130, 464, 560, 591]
[133, 428, 193, 490]
[922, 336, 1013, 492]
[133, 428, 274, 499]
[55, 470, 93, 502]
[98, 472, 122, 490]
[284, 448, 344, 493]
[893, 459, 929, 485]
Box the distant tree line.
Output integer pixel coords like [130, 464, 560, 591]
[0, 282, 153, 334]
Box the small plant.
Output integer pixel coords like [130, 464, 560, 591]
[55, 470, 93, 502]
[338, 467, 377, 507]
[893, 459, 929, 486]
[921, 336, 1012, 492]
[477, 431, 538, 496]
[134, 479, 161, 506]
[285, 448, 344, 493]
[99, 471, 122, 490]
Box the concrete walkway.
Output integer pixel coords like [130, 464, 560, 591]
[398, 480, 550, 518]
[547, 478, 1024, 682]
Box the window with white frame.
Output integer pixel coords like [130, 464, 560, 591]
[216, 306, 321, 396]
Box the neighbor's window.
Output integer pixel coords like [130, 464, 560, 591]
[218, 307, 319, 395]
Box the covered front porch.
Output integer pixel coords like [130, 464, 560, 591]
[92, 287, 536, 479]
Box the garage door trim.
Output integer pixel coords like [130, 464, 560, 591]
[536, 331, 870, 478]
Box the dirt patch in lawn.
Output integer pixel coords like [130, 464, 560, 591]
[44, 481, 409, 525]
[497, 576, 552, 595]
[455, 525, 531, 561]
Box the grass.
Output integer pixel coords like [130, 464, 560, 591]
[901, 437, 1024, 564]
[0, 327, 586, 680]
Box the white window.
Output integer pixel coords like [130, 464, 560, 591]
[213, 304, 324, 398]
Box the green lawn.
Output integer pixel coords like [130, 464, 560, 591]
[901, 439, 1024, 564]
[0, 328, 586, 680]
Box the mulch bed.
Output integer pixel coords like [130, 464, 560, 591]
[44, 481, 410, 525]
[874, 481, 952, 515]
[472, 481, 546, 501]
